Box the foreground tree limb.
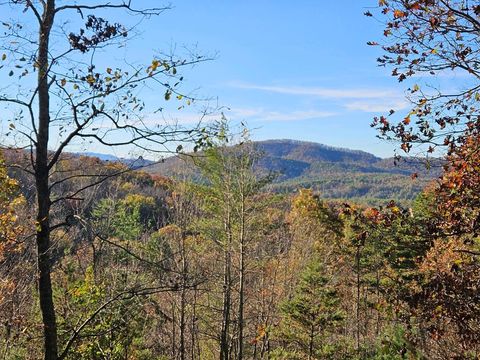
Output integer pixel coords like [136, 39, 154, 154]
[0, 1, 213, 359]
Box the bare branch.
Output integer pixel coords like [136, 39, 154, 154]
[55, 1, 170, 16]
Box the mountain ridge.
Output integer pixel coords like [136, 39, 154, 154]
[145, 139, 441, 204]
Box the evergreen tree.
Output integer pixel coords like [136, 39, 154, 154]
[272, 258, 344, 360]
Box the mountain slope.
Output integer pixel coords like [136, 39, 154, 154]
[146, 139, 440, 204]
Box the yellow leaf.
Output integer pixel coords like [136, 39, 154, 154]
[151, 60, 159, 72]
[1, 53, 5, 61]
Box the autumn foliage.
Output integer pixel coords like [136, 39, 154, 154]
[0, 153, 25, 259]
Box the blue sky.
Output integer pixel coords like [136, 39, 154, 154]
[127, 0, 407, 157]
[0, 1, 465, 158]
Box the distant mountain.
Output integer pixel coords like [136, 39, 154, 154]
[146, 139, 441, 204]
[78, 152, 154, 169]
[81, 152, 120, 161]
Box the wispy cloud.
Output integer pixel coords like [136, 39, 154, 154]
[229, 107, 336, 122]
[138, 107, 335, 126]
[231, 82, 400, 99]
[142, 111, 221, 126]
[231, 82, 409, 113]
[141, 83, 407, 126]
[345, 99, 409, 113]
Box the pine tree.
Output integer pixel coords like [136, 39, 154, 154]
[272, 258, 344, 360]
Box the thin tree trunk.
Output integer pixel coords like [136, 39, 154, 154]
[172, 300, 177, 359]
[355, 245, 361, 355]
[376, 269, 380, 337]
[179, 231, 187, 360]
[179, 287, 186, 360]
[220, 249, 232, 360]
[220, 211, 232, 360]
[237, 193, 245, 360]
[191, 285, 198, 360]
[308, 325, 314, 360]
[36, 2, 58, 359]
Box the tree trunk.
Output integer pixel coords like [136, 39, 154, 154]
[308, 324, 314, 360]
[355, 245, 361, 355]
[179, 231, 187, 360]
[36, 2, 58, 359]
[237, 194, 245, 360]
[191, 285, 199, 360]
[376, 269, 380, 337]
[220, 211, 232, 360]
[172, 301, 176, 359]
[220, 249, 232, 360]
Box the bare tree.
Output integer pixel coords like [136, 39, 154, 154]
[194, 126, 271, 359]
[0, 1, 212, 359]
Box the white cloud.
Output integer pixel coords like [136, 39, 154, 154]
[145, 107, 336, 124]
[229, 107, 336, 122]
[345, 99, 409, 113]
[231, 82, 400, 99]
[231, 81, 411, 113]
[142, 111, 221, 126]
[140, 83, 408, 126]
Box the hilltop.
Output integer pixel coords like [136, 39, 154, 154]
[146, 139, 441, 204]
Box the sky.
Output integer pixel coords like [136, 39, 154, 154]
[122, 0, 408, 157]
[0, 1, 466, 158]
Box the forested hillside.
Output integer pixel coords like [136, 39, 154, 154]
[1, 1, 480, 360]
[147, 139, 440, 204]
[2, 135, 479, 359]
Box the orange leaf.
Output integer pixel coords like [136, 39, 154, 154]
[409, 2, 421, 10]
[394, 9, 406, 18]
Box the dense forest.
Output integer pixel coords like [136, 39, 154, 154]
[1, 0, 480, 359]
[1, 131, 480, 359]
